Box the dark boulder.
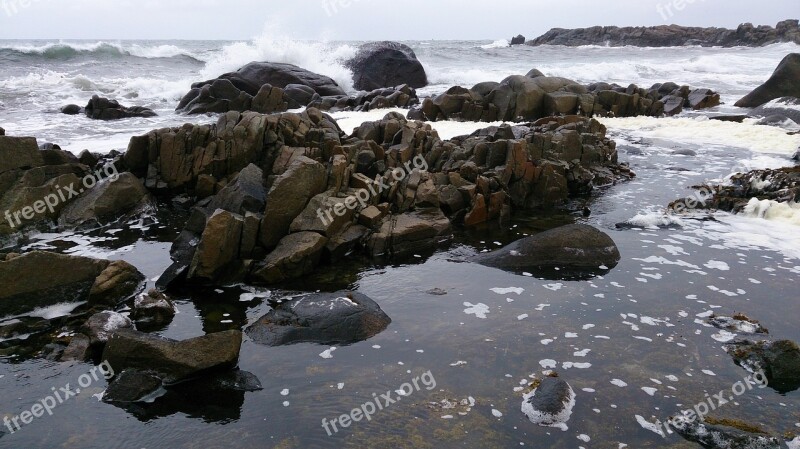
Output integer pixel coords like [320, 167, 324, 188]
[85, 95, 157, 120]
[521, 376, 575, 429]
[346, 41, 428, 91]
[246, 291, 391, 346]
[474, 224, 621, 278]
[725, 339, 800, 393]
[510, 35, 526, 45]
[60, 104, 83, 115]
[736, 54, 800, 108]
[104, 369, 164, 403]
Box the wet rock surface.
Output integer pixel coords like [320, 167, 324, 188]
[671, 418, 784, 449]
[725, 339, 800, 393]
[246, 291, 391, 346]
[736, 53, 800, 108]
[521, 376, 575, 430]
[345, 41, 428, 91]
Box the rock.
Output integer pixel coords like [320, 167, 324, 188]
[259, 156, 327, 248]
[709, 314, 769, 335]
[0, 136, 44, 174]
[725, 339, 800, 393]
[246, 291, 391, 346]
[131, 290, 176, 329]
[290, 191, 354, 237]
[687, 88, 721, 109]
[736, 54, 800, 107]
[711, 115, 749, 123]
[87, 260, 146, 307]
[178, 62, 345, 114]
[84, 95, 157, 120]
[250, 231, 328, 284]
[528, 20, 800, 47]
[102, 329, 242, 384]
[0, 126, 4, 136]
[187, 209, 244, 283]
[58, 172, 153, 228]
[671, 418, 783, 449]
[205, 163, 266, 215]
[521, 376, 576, 430]
[104, 369, 164, 403]
[474, 224, 621, 278]
[83, 311, 134, 346]
[526, 69, 545, 78]
[0, 252, 143, 316]
[367, 209, 452, 258]
[60, 334, 92, 361]
[60, 104, 83, 115]
[750, 96, 800, 124]
[510, 35, 526, 45]
[346, 41, 428, 91]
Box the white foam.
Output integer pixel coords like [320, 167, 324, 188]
[600, 116, 800, 155]
[742, 198, 800, 226]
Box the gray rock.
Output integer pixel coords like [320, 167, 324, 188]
[246, 291, 391, 346]
[474, 224, 621, 278]
[250, 231, 327, 284]
[83, 311, 134, 346]
[346, 41, 428, 91]
[58, 172, 154, 229]
[671, 419, 783, 449]
[725, 339, 800, 393]
[84, 95, 157, 120]
[104, 369, 164, 403]
[736, 54, 800, 107]
[131, 290, 176, 329]
[102, 328, 242, 384]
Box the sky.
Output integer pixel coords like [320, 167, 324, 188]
[0, 0, 797, 41]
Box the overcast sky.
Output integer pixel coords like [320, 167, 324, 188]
[0, 0, 797, 41]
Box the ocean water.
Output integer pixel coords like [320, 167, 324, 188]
[1, 37, 800, 448]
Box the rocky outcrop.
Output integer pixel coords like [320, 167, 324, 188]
[510, 35, 526, 45]
[84, 95, 157, 120]
[527, 20, 800, 47]
[521, 375, 575, 430]
[176, 62, 346, 114]
[410, 76, 719, 123]
[671, 166, 799, 214]
[103, 328, 242, 384]
[0, 252, 144, 316]
[345, 41, 428, 91]
[736, 54, 800, 108]
[130, 109, 631, 286]
[725, 339, 800, 393]
[245, 291, 391, 345]
[474, 224, 621, 278]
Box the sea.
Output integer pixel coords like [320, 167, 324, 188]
[0, 36, 799, 448]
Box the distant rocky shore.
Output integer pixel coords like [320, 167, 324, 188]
[526, 19, 800, 47]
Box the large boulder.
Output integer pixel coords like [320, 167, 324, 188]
[0, 252, 144, 316]
[474, 224, 621, 277]
[510, 35, 526, 45]
[103, 329, 242, 384]
[58, 172, 154, 228]
[246, 291, 391, 345]
[177, 62, 345, 114]
[84, 95, 157, 120]
[736, 54, 800, 108]
[346, 41, 428, 91]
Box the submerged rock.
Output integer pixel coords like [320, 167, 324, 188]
[725, 339, 800, 393]
[346, 41, 428, 91]
[521, 376, 575, 431]
[736, 54, 800, 108]
[709, 314, 769, 335]
[671, 418, 783, 449]
[246, 291, 391, 346]
[474, 224, 620, 278]
[103, 329, 243, 384]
